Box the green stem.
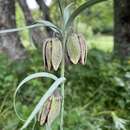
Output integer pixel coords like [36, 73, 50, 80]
[60, 73, 64, 130]
[57, 0, 63, 19]
[60, 32, 67, 130]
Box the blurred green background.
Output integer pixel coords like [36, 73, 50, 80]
[0, 0, 130, 130]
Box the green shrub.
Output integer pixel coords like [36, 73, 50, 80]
[0, 49, 130, 130]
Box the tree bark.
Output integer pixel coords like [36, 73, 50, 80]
[114, 0, 130, 59]
[18, 0, 46, 48]
[18, 0, 34, 25]
[0, 0, 26, 60]
[36, 0, 52, 36]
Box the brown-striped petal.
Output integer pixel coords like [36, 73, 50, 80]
[78, 34, 87, 65]
[45, 39, 52, 71]
[47, 89, 61, 126]
[43, 39, 48, 69]
[38, 97, 52, 125]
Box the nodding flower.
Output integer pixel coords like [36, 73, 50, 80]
[43, 38, 63, 71]
[66, 33, 87, 65]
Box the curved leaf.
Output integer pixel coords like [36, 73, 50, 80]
[20, 77, 65, 130]
[38, 20, 62, 33]
[13, 72, 58, 121]
[65, 0, 108, 29]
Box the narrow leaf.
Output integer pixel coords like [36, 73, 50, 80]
[20, 77, 65, 130]
[0, 23, 43, 34]
[13, 72, 58, 122]
[38, 20, 62, 33]
[63, 3, 74, 25]
[57, 0, 63, 18]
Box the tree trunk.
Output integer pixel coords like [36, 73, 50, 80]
[0, 0, 26, 60]
[36, 0, 52, 36]
[18, 0, 46, 48]
[18, 0, 34, 25]
[114, 0, 130, 59]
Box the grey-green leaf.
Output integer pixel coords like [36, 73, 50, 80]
[20, 77, 65, 130]
[38, 20, 61, 33]
[0, 23, 43, 34]
[13, 72, 58, 122]
[63, 3, 74, 25]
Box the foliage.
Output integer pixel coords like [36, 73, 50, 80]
[90, 35, 113, 52]
[0, 49, 130, 130]
[0, 0, 128, 130]
[83, 0, 113, 33]
[65, 49, 130, 130]
[16, 3, 30, 47]
[12, 0, 109, 129]
[51, 0, 113, 35]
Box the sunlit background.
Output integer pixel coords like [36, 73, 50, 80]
[27, 0, 52, 9]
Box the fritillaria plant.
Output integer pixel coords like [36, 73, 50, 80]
[13, 0, 107, 130]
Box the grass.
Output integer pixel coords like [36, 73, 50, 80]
[89, 35, 113, 52]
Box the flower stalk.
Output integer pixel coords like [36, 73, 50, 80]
[60, 31, 67, 130]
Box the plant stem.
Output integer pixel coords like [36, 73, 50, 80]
[57, 0, 63, 19]
[60, 71, 64, 130]
[60, 32, 67, 130]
